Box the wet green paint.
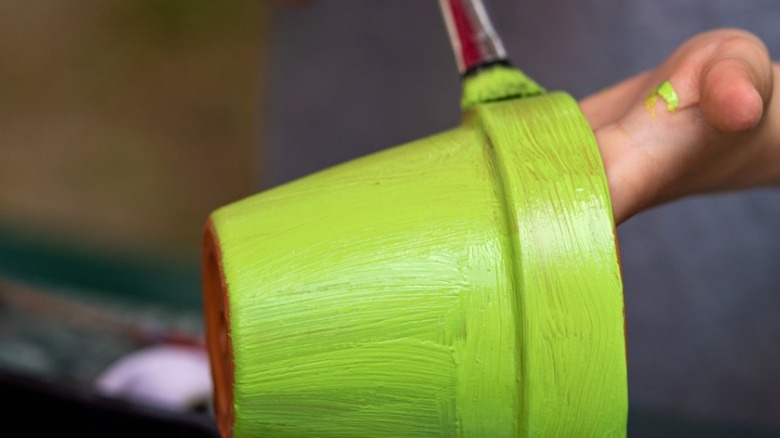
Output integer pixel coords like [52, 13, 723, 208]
[645, 80, 679, 117]
[205, 65, 627, 436]
[475, 93, 627, 437]
[460, 64, 545, 110]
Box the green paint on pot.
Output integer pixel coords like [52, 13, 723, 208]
[204, 66, 627, 437]
[460, 64, 545, 110]
[645, 80, 679, 117]
[209, 124, 521, 437]
[474, 93, 627, 437]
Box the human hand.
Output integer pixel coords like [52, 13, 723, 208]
[579, 28, 780, 225]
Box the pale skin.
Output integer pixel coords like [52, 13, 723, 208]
[579, 28, 780, 226]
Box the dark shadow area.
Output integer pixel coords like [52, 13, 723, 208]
[2, 369, 219, 438]
[628, 405, 780, 438]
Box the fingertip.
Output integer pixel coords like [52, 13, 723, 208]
[733, 84, 764, 131]
[714, 81, 763, 132]
[701, 61, 765, 132]
[698, 32, 773, 132]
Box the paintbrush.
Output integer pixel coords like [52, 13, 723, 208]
[438, 0, 545, 110]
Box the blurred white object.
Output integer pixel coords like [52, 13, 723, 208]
[96, 343, 213, 412]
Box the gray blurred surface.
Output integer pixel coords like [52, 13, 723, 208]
[262, 0, 780, 433]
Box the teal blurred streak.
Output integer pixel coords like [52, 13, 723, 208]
[0, 222, 202, 311]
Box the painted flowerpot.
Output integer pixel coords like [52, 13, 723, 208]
[202, 92, 627, 438]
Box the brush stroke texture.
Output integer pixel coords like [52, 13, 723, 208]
[207, 91, 626, 437]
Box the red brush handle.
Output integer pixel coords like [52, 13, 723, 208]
[439, 0, 508, 75]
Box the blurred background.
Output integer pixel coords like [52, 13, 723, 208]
[0, 1, 267, 435]
[1, 1, 779, 436]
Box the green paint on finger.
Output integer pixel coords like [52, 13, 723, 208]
[645, 80, 679, 117]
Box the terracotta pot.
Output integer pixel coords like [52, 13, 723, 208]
[202, 92, 627, 437]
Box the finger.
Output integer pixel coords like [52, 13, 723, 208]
[579, 70, 653, 130]
[699, 33, 773, 132]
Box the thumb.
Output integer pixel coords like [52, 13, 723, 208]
[699, 33, 773, 132]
